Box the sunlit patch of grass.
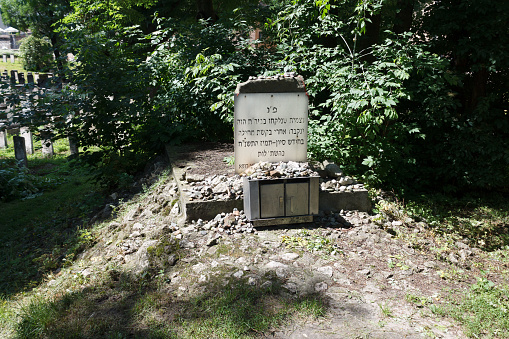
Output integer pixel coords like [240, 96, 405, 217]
[10, 271, 328, 339]
[0, 60, 26, 74]
[174, 281, 326, 338]
[442, 278, 509, 338]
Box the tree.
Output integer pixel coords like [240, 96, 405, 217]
[0, 0, 71, 74]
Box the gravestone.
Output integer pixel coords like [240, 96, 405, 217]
[27, 72, 34, 84]
[20, 127, 33, 154]
[40, 129, 54, 158]
[2, 55, 6, 63]
[234, 74, 308, 173]
[18, 72, 25, 85]
[13, 136, 28, 167]
[10, 70, 16, 85]
[38, 73, 49, 88]
[10, 54, 14, 63]
[0, 130, 7, 149]
[68, 136, 79, 156]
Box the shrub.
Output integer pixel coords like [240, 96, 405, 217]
[0, 159, 59, 201]
[18, 35, 55, 72]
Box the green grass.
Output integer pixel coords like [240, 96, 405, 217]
[0, 60, 27, 76]
[13, 276, 326, 339]
[438, 278, 509, 338]
[0, 139, 103, 297]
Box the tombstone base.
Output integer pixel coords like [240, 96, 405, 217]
[166, 143, 372, 225]
[251, 215, 313, 227]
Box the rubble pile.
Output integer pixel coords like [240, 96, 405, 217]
[182, 161, 365, 202]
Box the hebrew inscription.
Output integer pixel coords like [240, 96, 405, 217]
[234, 92, 308, 173]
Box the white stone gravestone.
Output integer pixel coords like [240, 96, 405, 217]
[234, 75, 308, 173]
[20, 127, 33, 154]
[0, 130, 7, 149]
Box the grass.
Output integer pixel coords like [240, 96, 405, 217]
[381, 191, 509, 338]
[0, 60, 27, 76]
[0, 136, 103, 297]
[411, 279, 509, 339]
[12, 275, 326, 339]
[446, 278, 509, 338]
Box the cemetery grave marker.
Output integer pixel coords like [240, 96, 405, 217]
[235, 74, 319, 226]
[234, 74, 308, 173]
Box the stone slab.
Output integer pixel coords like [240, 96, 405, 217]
[166, 143, 372, 223]
[234, 75, 308, 174]
[13, 135, 28, 167]
[20, 127, 33, 154]
[0, 130, 7, 148]
[234, 92, 308, 173]
[319, 189, 371, 212]
[252, 215, 313, 227]
[170, 164, 243, 222]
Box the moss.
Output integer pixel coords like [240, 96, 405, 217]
[147, 236, 182, 269]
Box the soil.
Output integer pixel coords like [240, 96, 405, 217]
[166, 142, 235, 177]
[40, 145, 507, 338]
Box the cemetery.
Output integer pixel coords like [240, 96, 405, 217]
[0, 0, 508, 338]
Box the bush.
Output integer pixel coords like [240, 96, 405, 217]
[0, 159, 59, 201]
[0, 159, 39, 201]
[18, 35, 55, 72]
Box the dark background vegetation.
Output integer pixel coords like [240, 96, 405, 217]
[1, 0, 508, 193]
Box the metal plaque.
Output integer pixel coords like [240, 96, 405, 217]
[259, 183, 285, 218]
[285, 182, 309, 216]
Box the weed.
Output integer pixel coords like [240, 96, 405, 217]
[406, 294, 432, 308]
[280, 229, 340, 256]
[15, 296, 60, 339]
[223, 155, 235, 166]
[378, 302, 393, 318]
[439, 278, 509, 338]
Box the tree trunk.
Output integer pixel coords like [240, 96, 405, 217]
[196, 0, 218, 23]
[467, 66, 488, 113]
[394, 0, 415, 34]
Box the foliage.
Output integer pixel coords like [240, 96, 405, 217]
[445, 278, 509, 338]
[266, 0, 509, 190]
[3, 0, 508, 192]
[18, 35, 55, 72]
[0, 0, 71, 75]
[145, 11, 274, 145]
[0, 158, 59, 201]
[267, 1, 439, 187]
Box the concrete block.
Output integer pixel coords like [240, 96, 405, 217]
[319, 189, 371, 213]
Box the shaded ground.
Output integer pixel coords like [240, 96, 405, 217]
[3, 146, 508, 338]
[166, 142, 235, 177]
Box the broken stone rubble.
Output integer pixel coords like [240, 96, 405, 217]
[182, 160, 365, 202]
